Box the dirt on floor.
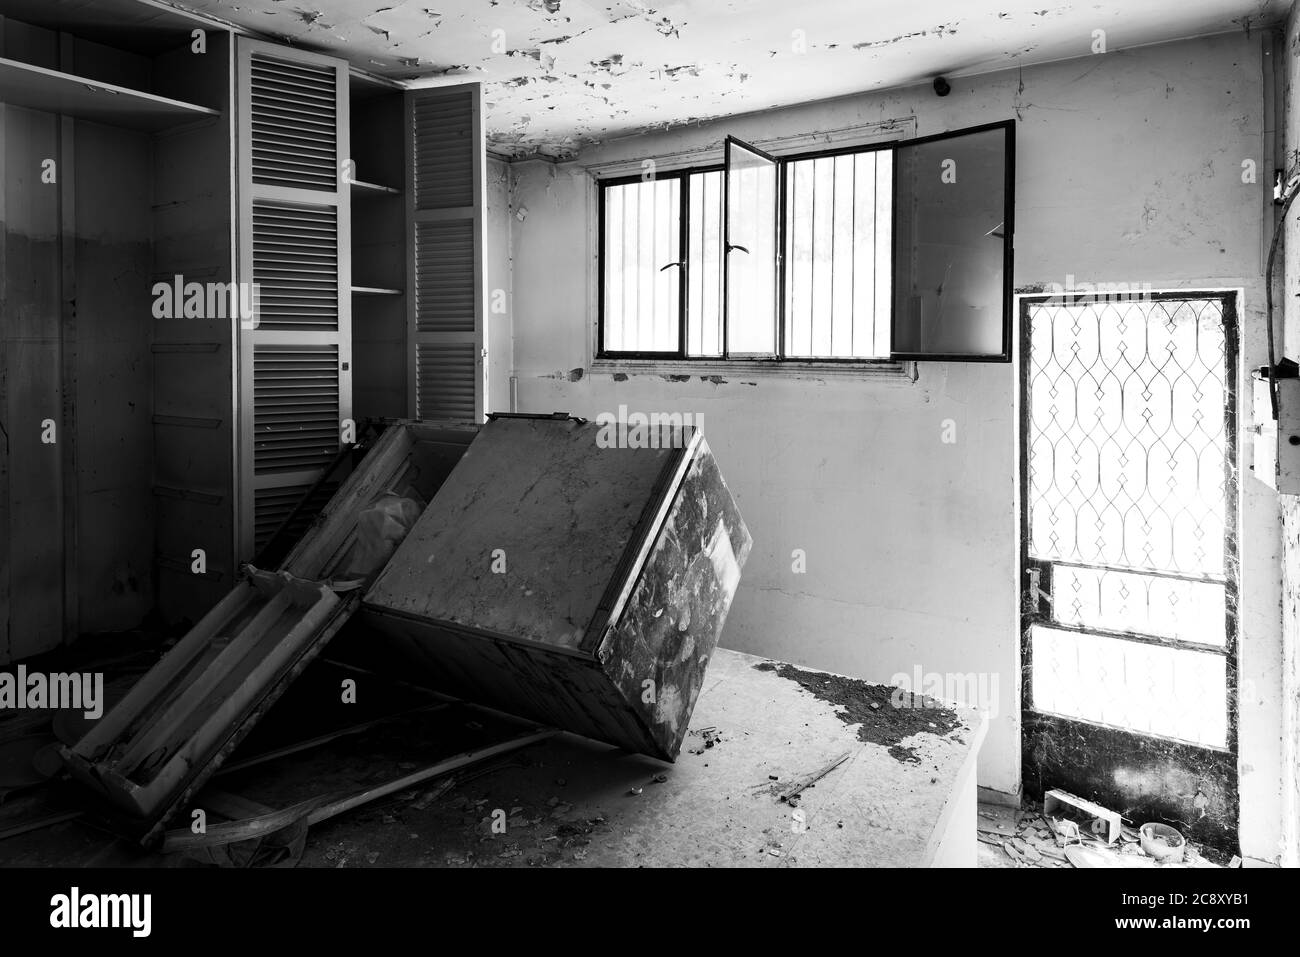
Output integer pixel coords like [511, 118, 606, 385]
[753, 661, 964, 763]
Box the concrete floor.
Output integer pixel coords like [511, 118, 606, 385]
[3, 649, 986, 868]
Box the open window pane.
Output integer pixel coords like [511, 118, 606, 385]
[686, 170, 723, 357]
[784, 149, 892, 359]
[892, 122, 1012, 360]
[724, 136, 778, 356]
[602, 177, 681, 353]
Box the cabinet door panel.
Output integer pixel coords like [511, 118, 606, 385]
[406, 84, 485, 421]
[236, 39, 351, 559]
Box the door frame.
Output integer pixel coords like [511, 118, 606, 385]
[1016, 289, 1240, 852]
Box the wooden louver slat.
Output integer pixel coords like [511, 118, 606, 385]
[252, 201, 339, 329]
[250, 52, 337, 190]
[253, 482, 339, 552]
[414, 220, 475, 333]
[412, 90, 474, 211]
[416, 342, 476, 419]
[252, 344, 340, 475]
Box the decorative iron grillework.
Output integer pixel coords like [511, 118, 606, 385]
[1026, 296, 1230, 577]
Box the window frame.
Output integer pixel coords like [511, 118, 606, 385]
[595, 164, 720, 361]
[889, 119, 1017, 363]
[594, 119, 1015, 366]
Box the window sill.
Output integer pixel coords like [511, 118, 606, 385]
[588, 357, 918, 382]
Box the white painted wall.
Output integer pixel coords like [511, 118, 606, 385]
[1277, 0, 1300, 867]
[486, 156, 514, 416]
[496, 32, 1287, 860]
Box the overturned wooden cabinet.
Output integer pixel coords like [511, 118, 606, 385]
[364, 414, 752, 760]
[62, 414, 748, 838]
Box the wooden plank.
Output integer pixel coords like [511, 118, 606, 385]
[67, 583, 252, 757]
[161, 726, 556, 854]
[62, 577, 359, 830]
[114, 588, 294, 770]
[139, 583, 340, 794]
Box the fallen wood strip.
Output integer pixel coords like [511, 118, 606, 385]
[779, 751, 851, 803]
[0, 809, 83, 842]
[161, 726, 558, 853]
[216, 701, 452, 776]
[306, 727, 559, 826]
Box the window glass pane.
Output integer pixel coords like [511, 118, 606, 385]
[1050, 564, 1226, 647]
[602, 177, 681, 353]
[1031, 625, 1226, 747]
[725, 139, 777, 355]
[686, 170, 723, 357]
[892, 125, 1009, 358]
[784, 149, 892, 358]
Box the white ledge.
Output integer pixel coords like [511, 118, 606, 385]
[586, 358, 918, 383]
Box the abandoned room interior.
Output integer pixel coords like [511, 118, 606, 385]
[0, 0, 1297, 891]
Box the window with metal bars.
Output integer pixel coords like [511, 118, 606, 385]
[597, 121, 1015, 364]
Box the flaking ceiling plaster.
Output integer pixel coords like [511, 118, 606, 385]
[169, 0, 1286, 158]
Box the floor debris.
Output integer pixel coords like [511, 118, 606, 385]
[686, 726, 723, 754]
[977, 800, 1224, 869]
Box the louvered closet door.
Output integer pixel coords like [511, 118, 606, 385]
[406, 84, 486, 421]
[236, 40, 350, 560]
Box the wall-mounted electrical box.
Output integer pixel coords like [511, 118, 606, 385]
[1252, 365, 1300, 494]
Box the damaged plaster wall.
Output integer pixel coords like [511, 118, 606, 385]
[1278, 0, 1300, 869]
[486, 155, 515, 415]
[173, 0, 1288, 159]
[500, 32, 1289, 861]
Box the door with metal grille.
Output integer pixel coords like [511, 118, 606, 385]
[1020, 292, 1239, 850]
[235, 40, 351, 559]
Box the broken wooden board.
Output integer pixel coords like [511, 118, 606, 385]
[363, 414, 752, 761]
[279, 420, 478, 584]
[1044, 787, 1122, 845]
[60, 569, 355, 833]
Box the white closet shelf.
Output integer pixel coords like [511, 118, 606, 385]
[0, 56, 219, 132]
[348, 179, 401, 196]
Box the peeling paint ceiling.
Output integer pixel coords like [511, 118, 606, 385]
[170, 0, 1286, 158]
